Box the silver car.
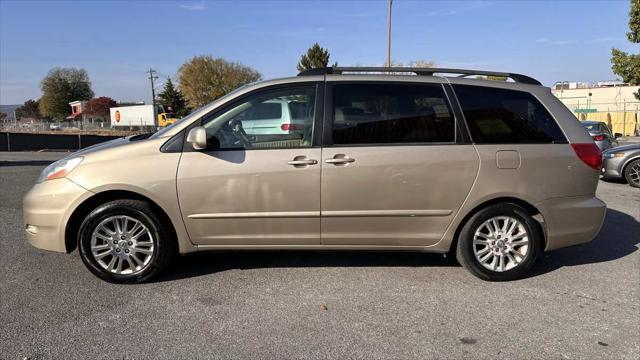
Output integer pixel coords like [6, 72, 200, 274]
[602, 144, 640, 187]
[581, 121, 619, 151]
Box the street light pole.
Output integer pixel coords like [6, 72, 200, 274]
[387, 0, 393, 68]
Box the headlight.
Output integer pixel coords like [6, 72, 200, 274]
[36, 157, 83, 183]
[603, 153, 624, 159]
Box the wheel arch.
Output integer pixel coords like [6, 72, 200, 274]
[449, 196, 547, 256]
[65, 190, 178, 253]
[622, 156, 640, 178]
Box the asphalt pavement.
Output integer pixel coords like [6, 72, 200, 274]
[0, 152, 638, 359]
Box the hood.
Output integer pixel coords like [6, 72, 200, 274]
[602, 143, 640, 154]
[71, 133, 154, 158]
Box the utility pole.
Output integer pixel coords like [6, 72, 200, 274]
[387, 0, 393, 68]
[147, 68, 158, 127]
[623, 99, 626, 136]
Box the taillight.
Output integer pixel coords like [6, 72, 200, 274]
[281, 124, 304, 131]
[592, 134, 605, 141]
[571, 143, 602, 170]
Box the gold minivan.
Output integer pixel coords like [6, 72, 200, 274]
[23, 67, 606, 283]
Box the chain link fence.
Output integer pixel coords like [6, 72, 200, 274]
[559, 101, 640, 136]
[0, 119, 150, 136]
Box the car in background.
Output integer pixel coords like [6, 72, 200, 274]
[581, 121, 620, 151]
[49, 123, 63, 131]
[602, 144, 640, 188]
[238, 99, 310, 136]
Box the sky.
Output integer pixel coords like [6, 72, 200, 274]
[0, 0, 637, 105]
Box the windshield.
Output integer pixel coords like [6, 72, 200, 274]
[149, 82, 259, 139]
[149, 110, 200, 138]
[582, 123, 603, 132]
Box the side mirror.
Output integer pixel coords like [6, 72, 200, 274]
[614, 133, 622, 139]
[186, 126, 207, 150]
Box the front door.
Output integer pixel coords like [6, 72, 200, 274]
[177, 84, 322, 246]
[321, 82, 479, 247]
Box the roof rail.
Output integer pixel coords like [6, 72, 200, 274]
[297, 67, 542, 86]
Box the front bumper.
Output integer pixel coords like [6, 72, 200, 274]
[536, 196, 606, 251]
[23, 178, 90, 253]
[601, 156, 624, 179]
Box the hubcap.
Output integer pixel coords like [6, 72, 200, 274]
[90, 215, 154, 275]
[629, 162, 640, 185]
[472, 216, 529, 272]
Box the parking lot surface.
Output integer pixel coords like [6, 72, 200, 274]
[1, 152, 638, 359]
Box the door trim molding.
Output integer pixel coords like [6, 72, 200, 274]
[188, 211, 320, 219]
[188, 209, 452, 219]
[322, 209, 452, 217]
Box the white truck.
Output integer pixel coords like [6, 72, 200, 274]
[110, 105, 156, 127]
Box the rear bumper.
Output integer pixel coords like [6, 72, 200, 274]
[23, 178, 90, 253]
[536, 196, 606, 251]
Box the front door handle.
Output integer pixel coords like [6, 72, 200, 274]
[288, 156, 318, 167]
[325, 154, 355, 165]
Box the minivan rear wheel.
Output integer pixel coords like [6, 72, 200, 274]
[78, 199, 174, 283]
[456, 203, 541, 281]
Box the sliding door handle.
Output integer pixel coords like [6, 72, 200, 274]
[325, 155, 355, 165]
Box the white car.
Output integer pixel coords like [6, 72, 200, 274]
[238, 99, 310, 136]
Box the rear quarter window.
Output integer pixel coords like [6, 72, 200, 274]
[453, 85, 566, 144]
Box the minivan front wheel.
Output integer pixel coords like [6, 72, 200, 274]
[456, 203, 541, 281]
[78, 199, 174, 283]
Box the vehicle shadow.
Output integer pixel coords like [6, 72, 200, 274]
[156, 250, 454, 283]
[155, 208, 638, 282]
[530, 208, 639, 277]
[600, 176, 627, 185]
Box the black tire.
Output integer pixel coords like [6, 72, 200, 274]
[455, 203, 542, 281]
[78, 199, 175, 283]
[624, 159, 640, 188]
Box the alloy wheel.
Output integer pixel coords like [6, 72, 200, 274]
[472, 216, 529, 272]
[629, 162, 640, 186]
[90, 215, 155, 275]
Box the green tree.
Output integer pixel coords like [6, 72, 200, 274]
[178, 55, 262, 108]
[611, 0, 640, 99]
[15, 99, 42, 119]
[296, 43, 336, 72]
[157, 78, 189, 117]
[39, 67, 94, 120]
[0, 112, 7, 122]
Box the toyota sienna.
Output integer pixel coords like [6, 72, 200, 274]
[23, 67, 606, 283]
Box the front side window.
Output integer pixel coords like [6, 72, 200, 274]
[331, 83, 455, 145]
[202, 86, 316, 150]
[453, 85, 566, 144]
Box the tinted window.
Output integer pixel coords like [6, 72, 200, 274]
[453, 85, 566, 144]
[202, 86, 315, 150]
[332, 83, 455, 145]
[583, 122, 611, 135]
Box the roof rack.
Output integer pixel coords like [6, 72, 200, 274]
[297, 67, 542, 86]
